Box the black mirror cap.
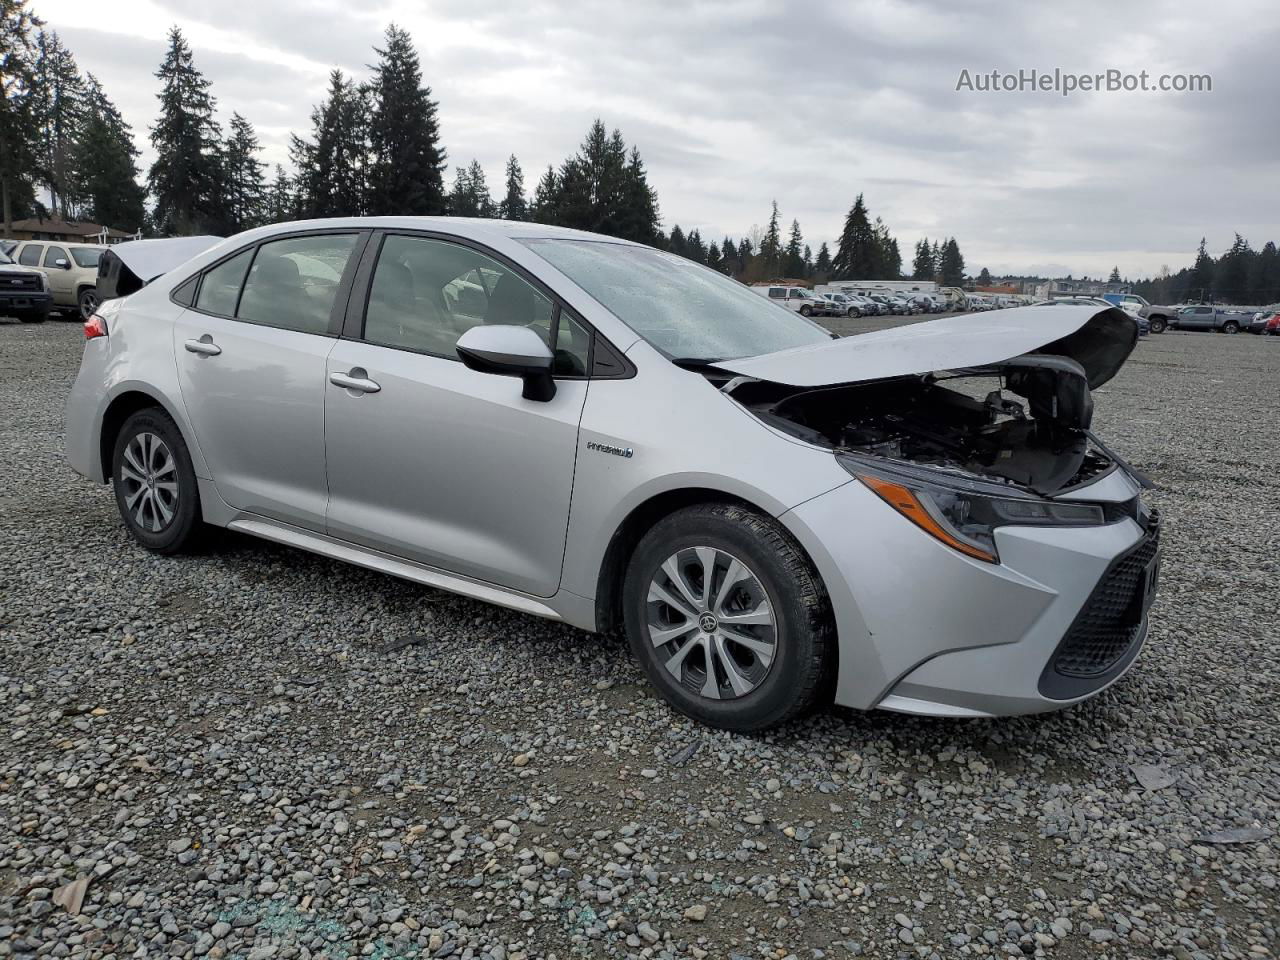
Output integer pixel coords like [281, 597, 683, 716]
[456, 342, 557, 402]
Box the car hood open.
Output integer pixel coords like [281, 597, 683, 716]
[715, 305, 1137, 390]
[109, 235, 223, 284]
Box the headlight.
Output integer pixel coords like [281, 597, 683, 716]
[838, 455, 1104, 564]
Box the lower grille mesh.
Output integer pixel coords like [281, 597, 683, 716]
[1053, 511, 1160, 678]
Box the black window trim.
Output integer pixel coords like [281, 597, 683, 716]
[342, 228, 635, 381]
[173, 228, 372, 338]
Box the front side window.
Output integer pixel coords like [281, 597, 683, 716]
[364, 235, 590, 374]
[18, 245, 42, 266]
[196, 249, 253, 316]
[70, 247, 102, 268]
[43, 246, 69, 267]
[525, 240, 831, 362]
[237, 234, 358, 334]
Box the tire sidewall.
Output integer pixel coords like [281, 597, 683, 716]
[623, 510, 824, 731]
[112, 409, 202, 554]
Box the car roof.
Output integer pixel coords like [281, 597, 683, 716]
[230, 216, 643, 248]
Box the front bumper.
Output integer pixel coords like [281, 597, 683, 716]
[0, 290, 52, 315]
[783, 477, 1158, 717]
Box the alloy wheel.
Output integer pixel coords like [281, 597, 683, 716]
[645, 546, 777, 700]
[119, 432, 179, 532]
[79, 290, 99, 320]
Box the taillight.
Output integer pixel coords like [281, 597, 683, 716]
[84, 313, 108, 339]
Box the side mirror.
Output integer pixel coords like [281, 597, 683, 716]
[54, 258, 70, 269]
[456, 324, 556, 402]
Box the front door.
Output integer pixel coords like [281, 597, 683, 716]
[41, 245, 76, 305]
[173, 232, 364, 531]
[324, 233, 591, 597]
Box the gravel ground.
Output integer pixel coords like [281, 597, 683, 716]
[1, 318, 1277, 960]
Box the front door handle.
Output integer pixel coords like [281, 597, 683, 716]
[184, 335, 221, 357]
[329, 369, 381, 394]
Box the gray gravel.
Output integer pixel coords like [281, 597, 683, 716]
[1, 317, 1278, 960]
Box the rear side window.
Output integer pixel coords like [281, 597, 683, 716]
[70, 247, 102, 268]
[237, 234, 358, 334]
[18, 245, 42, 266]
[196, 249, 253, 316]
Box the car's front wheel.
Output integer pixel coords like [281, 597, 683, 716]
[112, 408, 204, 554]
[1148, 317, 1167, 334]
[623, 503, 833, 732]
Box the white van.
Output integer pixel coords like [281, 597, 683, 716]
[750, 284, 835, 318]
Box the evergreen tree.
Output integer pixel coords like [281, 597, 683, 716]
[148, 26, 226, 234]
[366, 24, 446, 215]
[720, 237, 738, 275]
[71, 74, 145, 230]
[1188, 238, 1214, 301]
[911, 238, 934, 280]
[32, 29, 84, 218]
[1216, 233, 1251, 301]
[977, 267, 993, 286]
[814, 241, 832, 280]
[300, 70, 368, 217]
[759, 201, 782, 274]
[705, 240, 723, 273]
[448, 159, 494, 217]
[831, 194, 876, 278]
[1249, 241, 1278, 303]
[802, 243, 813, 277]
[686, 228, 707, 264]
[497, 154, 527, 220]
[530, 164, 558, 222]
[667, 224, 686, 258]
[616, 146, 660, 244]
[223, 112, 265, 232]
[1107, 265, 1121, 284]
[265, 164, 296, 223]
[783, 218, 805, 277]
[938, 237, 965, 286]
[1, 0, 42, 234]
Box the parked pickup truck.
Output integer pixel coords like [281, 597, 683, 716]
[1169, 304, 1254, 333]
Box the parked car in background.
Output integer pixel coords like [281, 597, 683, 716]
[11, 240, 107, 319]
[1265, 313, 1280, 335]
[1170, 304, 1253, 333]
[751, 284, 839, 318]
[63, 217, 1155, 730]
[0, 246, 53, 323]
[1247, 305, 1279, 333]
[820, 293, 866, 317]
[1101, 293, 1151, 317]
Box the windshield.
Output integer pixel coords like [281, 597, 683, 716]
[70, 247, 102, 268]
[523, 239, 831, 361]
[0, 250, 13, 265]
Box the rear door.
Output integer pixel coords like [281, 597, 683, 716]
[173, 230, 367, 531]
[323, 232, 591, 597]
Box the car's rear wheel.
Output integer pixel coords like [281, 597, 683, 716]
[112, 408, 204, 554]
[622, 503, 833, 732]
[78, 287, 99, 320]
[1149, 317, 1167, 334]
[847, 307, 858, 318]
[799, 304, 813, 317]
[1222, 320, 1239, 334]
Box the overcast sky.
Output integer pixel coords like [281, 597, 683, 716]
[38, 0, 1280, 278]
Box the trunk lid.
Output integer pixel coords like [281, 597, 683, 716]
[714, 305, 1137, 390]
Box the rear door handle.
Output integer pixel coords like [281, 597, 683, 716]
[329, 370, 381, 394]
[184, 336, 221, 357]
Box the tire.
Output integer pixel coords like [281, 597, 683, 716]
[799, 305, 813, 317]
[847, 308, 858, 318]
[78, 287, 99, 320]
[1148, 317, 1167, 334]
[1222, 321, 1239, 334]
[111, 408, 204, 554]
[622, 503, 834, 732]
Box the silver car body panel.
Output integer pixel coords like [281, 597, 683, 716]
[64, 217, 1157, 719]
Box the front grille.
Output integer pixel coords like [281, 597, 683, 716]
[2, 274, 42, 292]
[1052, 510, 1160, 678]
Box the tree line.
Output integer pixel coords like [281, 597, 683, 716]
[1131, 235, 1280, 306]
[665, 194, 968, 285]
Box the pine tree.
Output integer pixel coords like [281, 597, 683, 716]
[705, 240, 723, 273]
[1107, 265, 1121, 284]
[531, 164, 558, 223]
[938, 237, 965, 286]
[911, 238, 934, 280]
[366, 24, 446, 215]
[977, 267, 993, 286]
[301, 70, 368, 218]
[265, 164, 296, 223]
[831, 194, 876, 279]
[720, 237, 737, 275]
[148, 27, 226, 234]
[71, 74, 145, 230]
[497, 154, 527, 220]
[616, 146, 660, 244]
[223, 112, 265, 232]
[686, 228, 707, 265]
[1217, 233, 1251, 301]
[783, 218, 805, 277]
[32, 29, 85, 219]
[1, 0, 42, 234]
[667, 224, 686, 258]
[802, 243, 813, 277]
[1188, 238, 1214, 301]
[448, 160, 494, 217]
[759, 201, 782, 274]
[814, 241, 832, 280]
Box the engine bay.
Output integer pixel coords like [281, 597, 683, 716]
[731, 359, 1115, 495]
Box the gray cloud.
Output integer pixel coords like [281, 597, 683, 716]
[43, 0, 1280, 277]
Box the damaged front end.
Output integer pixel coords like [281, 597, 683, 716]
[717, 306, 1145, 563]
